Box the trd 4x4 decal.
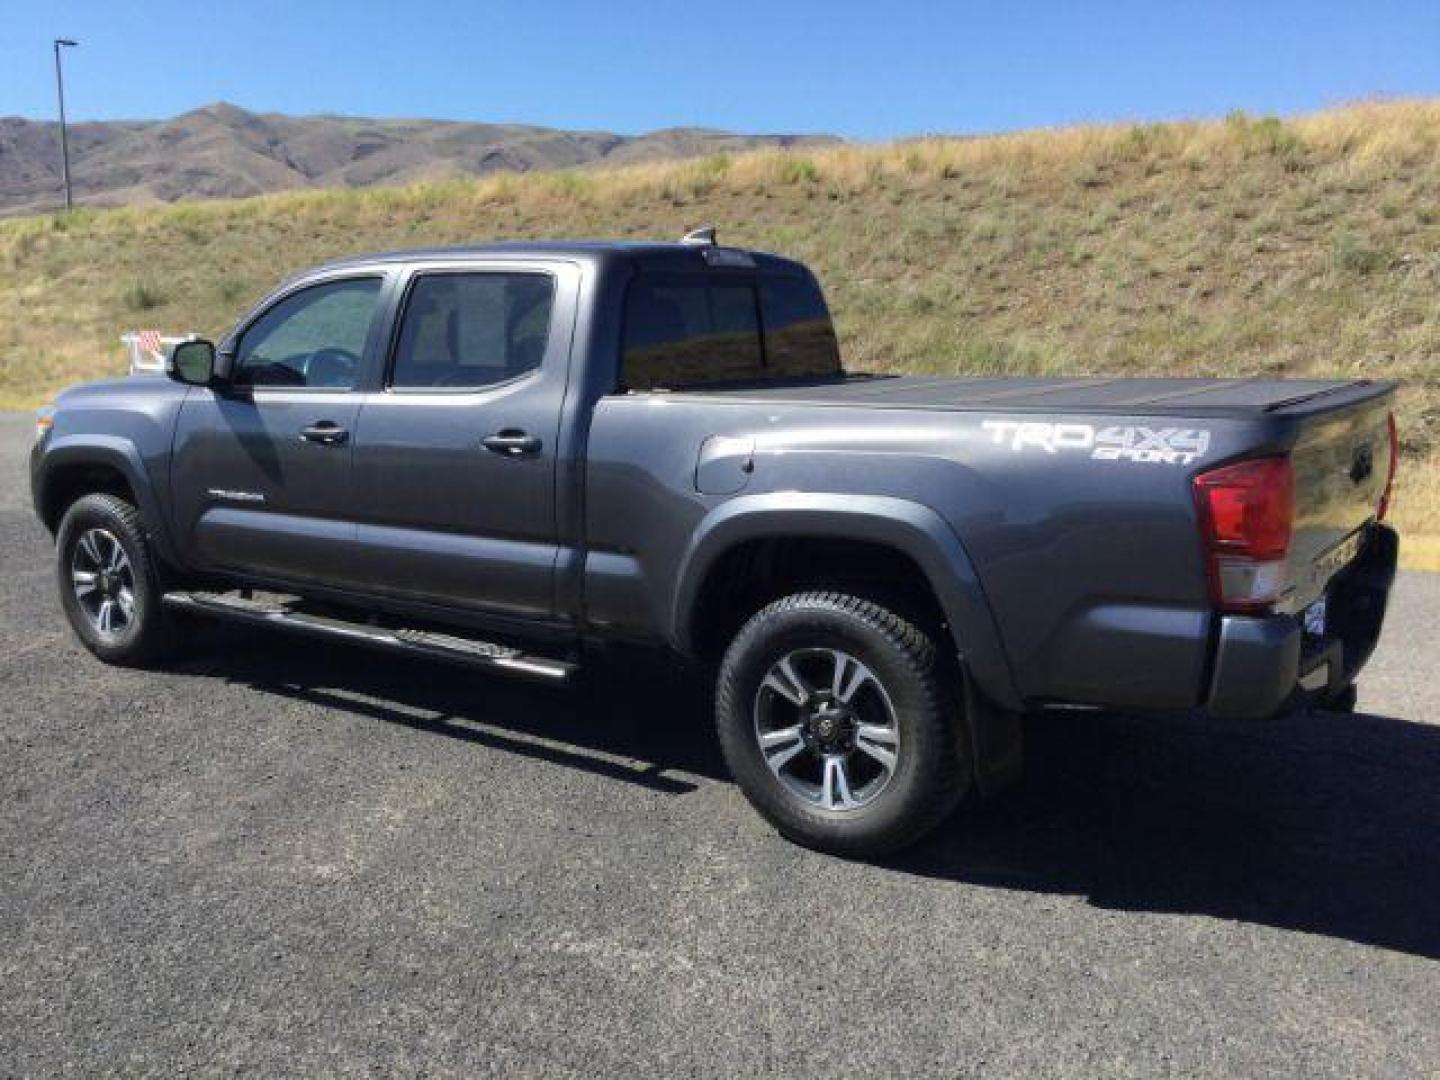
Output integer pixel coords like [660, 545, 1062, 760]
[980, 421, 1211, 465]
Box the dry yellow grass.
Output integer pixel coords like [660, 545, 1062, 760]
[0, 100, 1436, 563]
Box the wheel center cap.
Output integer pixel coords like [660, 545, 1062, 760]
[808, 701, 854, 750]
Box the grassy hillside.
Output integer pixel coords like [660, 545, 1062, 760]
[1, 101, 1436, 561]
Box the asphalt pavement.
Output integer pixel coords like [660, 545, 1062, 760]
[1, 410, 1437, 1076]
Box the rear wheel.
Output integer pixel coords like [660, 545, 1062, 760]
[716, 591, 969, 857]
[56, 493, 175, 666]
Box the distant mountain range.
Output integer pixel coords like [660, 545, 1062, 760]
[0, 102, 837, 215]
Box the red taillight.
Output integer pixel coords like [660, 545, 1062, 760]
[1377, 411, 1398, 521]
[1193, 456, 1295, 612]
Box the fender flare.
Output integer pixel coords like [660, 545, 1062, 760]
[669, 492, 1023, 713]
[35, 436, 181, 568]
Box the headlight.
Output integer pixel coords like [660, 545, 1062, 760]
[35, 405, 55, 443]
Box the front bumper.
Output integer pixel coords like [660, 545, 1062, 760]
[29, 433, 48, 528]
[1206, 524, 1398, 720]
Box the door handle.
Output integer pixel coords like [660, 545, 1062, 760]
[482, 430, 542, 457]
[299, 421, 349, 446]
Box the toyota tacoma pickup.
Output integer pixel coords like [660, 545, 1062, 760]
[31, 230, 1400, 855]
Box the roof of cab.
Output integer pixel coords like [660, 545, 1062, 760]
[308, 240, 809, 277]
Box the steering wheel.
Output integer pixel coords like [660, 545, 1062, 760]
[307, 347, 359, 387]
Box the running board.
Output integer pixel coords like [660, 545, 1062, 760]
[162, 590, 577, 683]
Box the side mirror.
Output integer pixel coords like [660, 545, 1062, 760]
[168, 339, 217, 387]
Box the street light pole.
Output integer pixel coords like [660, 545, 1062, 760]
[53, 38, 78, 212]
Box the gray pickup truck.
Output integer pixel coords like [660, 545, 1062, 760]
[31, 230, 1400, 855]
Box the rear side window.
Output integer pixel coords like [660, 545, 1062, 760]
[620, 272, 839, 390]
[390, 272, 555, 390]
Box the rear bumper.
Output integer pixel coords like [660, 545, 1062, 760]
[1205, 524, 1398, 719]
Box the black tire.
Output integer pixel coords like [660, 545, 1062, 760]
[55, 493, 175, 666]
[716, 592, 969, 857]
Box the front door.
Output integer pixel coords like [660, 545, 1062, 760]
[349, 264, 575, 620]
[170, 274, 387, 585]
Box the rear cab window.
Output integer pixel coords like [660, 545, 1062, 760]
[620, 270, 840, 391]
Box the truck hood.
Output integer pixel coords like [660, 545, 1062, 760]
[55, 375, 189, 411]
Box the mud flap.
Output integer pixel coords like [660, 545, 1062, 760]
[962, 665, 1025, 796]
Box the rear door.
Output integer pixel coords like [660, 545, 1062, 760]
[170, 273, 388, 584]
[348, 260, 578, 620]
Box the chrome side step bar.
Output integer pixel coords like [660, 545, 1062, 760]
[162, 590, 577, 683]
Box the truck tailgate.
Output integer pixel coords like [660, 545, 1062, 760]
[1285, 385, 1395, 611]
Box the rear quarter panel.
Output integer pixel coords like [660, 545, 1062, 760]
[585, 396, 1287, 710]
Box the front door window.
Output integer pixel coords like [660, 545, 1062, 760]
[233, 277, 382, 389]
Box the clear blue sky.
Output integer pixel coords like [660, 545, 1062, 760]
[4, 0, 1439, 139]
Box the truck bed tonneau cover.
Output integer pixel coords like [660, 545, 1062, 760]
[685, 374, 1389, 417]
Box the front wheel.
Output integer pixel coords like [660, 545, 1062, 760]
[715, 592, 969, 857]
[56, 493, 176, 666]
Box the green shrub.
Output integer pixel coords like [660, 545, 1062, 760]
[1331, 231, 1386, 275]
[122, 280, 165, 311]
[780, 157, 821, 185]
[546, 170, 596, 203]
[216, 277, 250, 304]
[1227, 111, 1306, 167]
[1123, 123, 1175, 159]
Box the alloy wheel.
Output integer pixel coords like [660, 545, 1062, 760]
[752, 647, 900, 811]
[70, 527, 136, 640]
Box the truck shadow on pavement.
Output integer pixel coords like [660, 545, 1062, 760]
[896, 708, 1440, 960]
[180, 626, 1440, 960]
[175, 628, 731, 795]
